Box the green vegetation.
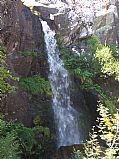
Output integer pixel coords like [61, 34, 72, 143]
[0, 31, 119, 158]
[87, 35, 102, 53]
[74, 103, 119, 159]
[0, 133, 20, 159]
[96, 46, 119, 81]
[20, 75, 51, 95]
[0, 116, 54, 158]
[0, 45, 54, 158]
[0, 45, 20, 158]
[57, 35, 119, 113]
[56, 35, 119, 158]
[0, 45, 16, 100]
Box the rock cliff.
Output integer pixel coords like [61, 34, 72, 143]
[0, 1, 119, 158]
[0, 0, 52, 127]
[0, 0, 119, 135]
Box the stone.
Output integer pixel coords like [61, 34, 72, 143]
[0, 0, 50, 127]
[94, 5, 119, 46]
[55, 144, 84, 159]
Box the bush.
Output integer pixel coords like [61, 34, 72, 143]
[74, 103, 119, 159]
[107, 44, 119, 58]
[0, 45, 16, 99]
[96, 46, 119, 81]
[0, 118, 53, 158]
[87, 35, 102, 53]
[20, 75, 51, 95]
[0, 133, 20, 159]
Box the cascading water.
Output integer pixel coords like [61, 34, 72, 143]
[41, 20, 80, 147]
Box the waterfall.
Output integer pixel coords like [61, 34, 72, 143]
[41, 20, 80, 147]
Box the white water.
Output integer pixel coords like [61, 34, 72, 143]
[41, 20, 80, 147]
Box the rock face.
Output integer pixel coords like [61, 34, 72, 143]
[94, 5, 119, 46]
[115, 0, 119, 47]
[0, 0, 43, 52]
[0, 1, 119, 158]
[0, 0, 118, 132]
[0, 0, 94, 135]
[0, 0, 53, 127]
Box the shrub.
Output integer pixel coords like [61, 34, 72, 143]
[87, 35, 102, 53]
[0, 133, 20, 159]
[74, 103, 119, 159]
[20, 75, 51, 95]
[0, 118, 53, 158]
[0, 45, 16, 99]
[107, 44, 119, 58]
[96, 46, 119, 81]
[0, 119, 20, 159]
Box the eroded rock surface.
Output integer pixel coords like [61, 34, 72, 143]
[0, 0, 51, 127]
[95, 5, 119, 46]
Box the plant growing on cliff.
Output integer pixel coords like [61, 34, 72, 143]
[96, 46, 119, 81]
[87, 35, 102, 53]
[0, 44, 20, 158]
[0, 132, 20, 159]
[20, 75, 51, 95]
[74, 103, 119, 159]
[0, 45, 16, 100]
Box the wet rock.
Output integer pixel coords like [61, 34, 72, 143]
[55, 144, 84, 159]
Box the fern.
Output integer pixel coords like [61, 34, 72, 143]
[20, 75, 51, 95]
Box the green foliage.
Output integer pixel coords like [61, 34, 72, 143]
[0, 44, 54, 158]
[0, 45, 19, 158]
[87, 35, 102, 53]
[96, 46, 119, 81]
[107, 44, 119, 58]
[57, 42, 101, 80]
[57, 35, 119, 113]
[72, 53, 101, 80]
[0, 117, 53, 158]
[74, 150, 85, 159]
[0, 44, 6, 53]
[56, 35, 101, 80]
[20, 75, 51, 95]
[58, 35, 119, 83]
[74, 103, 119, 159]
[0, 45, 16, 99]
[74, 68, 94, 82]
[0, 133, 20, 159]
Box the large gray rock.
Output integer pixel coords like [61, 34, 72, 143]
[94, 5, 119, 46]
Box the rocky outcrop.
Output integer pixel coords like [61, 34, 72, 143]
[0, 0, 43, 52]
[94, 5, 119, 46]
[0, 1, 119, 158]
[0, 0, 52, 127]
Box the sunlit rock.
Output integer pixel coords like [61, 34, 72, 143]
[95, 4, 119, 45]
